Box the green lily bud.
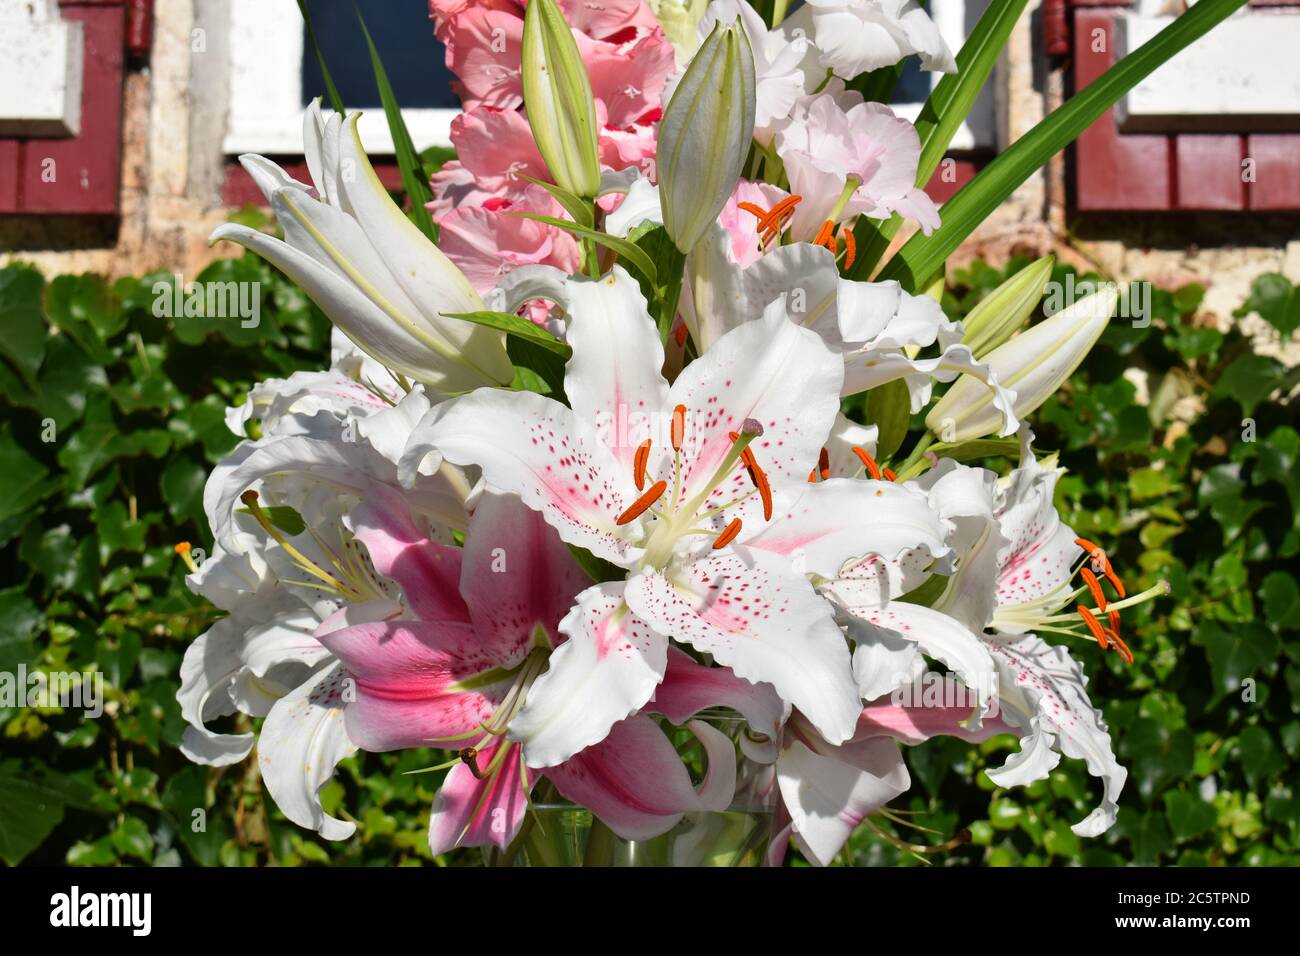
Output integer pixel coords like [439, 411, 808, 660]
[522, 0, 602, 199]
[927, 285, 1118, 443]
[960, 256, 1055, 359]
[657, 19, 756, 253]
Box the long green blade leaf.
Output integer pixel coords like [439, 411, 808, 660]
[879, 0, 1247, 291]
[357, 12, 438, 243]
[847, 0, 1030, 279]
[444, 310, 572, 358]
[511, 213, 658, 284]
[297, 0, 345, 115]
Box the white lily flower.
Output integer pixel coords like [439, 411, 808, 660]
[211, 104, 513, 396]
[786, 0, 956, 79]
[402, 266, 951, 765]
[927, 286, 1118, 443]
[775, 89, 940, 240]
[824, 428, 1164, 838]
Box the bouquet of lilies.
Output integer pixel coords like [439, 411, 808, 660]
[176, 0, 1226, 865]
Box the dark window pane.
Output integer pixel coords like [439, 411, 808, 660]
[300, 0, 461, 109]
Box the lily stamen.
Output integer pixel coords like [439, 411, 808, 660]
[712, 518, 743, 549]
[617, 480, 668, 525]
[633, 438, 652, 491]
[851, 446, 881, 480]
[174, 541, 198, 574]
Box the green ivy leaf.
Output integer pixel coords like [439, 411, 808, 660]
[1163, 790, 1216, 842]
[0, 265, 47, 386]
[1234, 272, 1300, 341]
[1210, 353, 1284, 416]
[1192, 620, 1279, 705]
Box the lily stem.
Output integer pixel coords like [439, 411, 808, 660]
[894, 431, 937, 480]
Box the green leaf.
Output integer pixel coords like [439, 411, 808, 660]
[358, 12, 438, 243]
[1210, 353, 1283, 416]
[0, 424, 56, 525]
[1234, 272, 1300, 341]
[511, 213, 658, 285]
[1197, 463, 1268, 543]
[160, 456, 208, 527]
[444, 310, 572, 358]
[0, 764, 67, 865]
[520, 175, 595, 228]
[878, 0, 1249, 290]
[1238, 726, 1285, 789]
[1163, 790, 1216, 842]
[862, 379, 911, 461]
[0, 588, 42, 673]
[111, 816, 155, 862]
[1260, 572, 1300, 633]
[0, 265, 47, 386]
[1191, 619, 1279, 704]
[929, 437, 1021, 462]
[296, 0, 345, 115]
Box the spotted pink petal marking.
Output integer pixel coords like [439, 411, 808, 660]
[626, 552, 860, 745]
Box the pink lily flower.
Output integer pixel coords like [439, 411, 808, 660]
[317, 486, 740, 854]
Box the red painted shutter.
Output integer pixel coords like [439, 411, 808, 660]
[1, 0, 128, 215]
[1071, 0, 1300, 212]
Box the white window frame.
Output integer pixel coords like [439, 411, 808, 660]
[223, 0, 457, 155]
[223, 0, 996, 155]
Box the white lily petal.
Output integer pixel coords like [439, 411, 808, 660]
[627, 551, 860, 745]
[562, 267, 670, 473]
[777, 735, 910, 866]
[986, 634, 1127, 837]
[511, 582, 668, 768]
[401, 389, 638, 565]
[257, 662, 358, 840]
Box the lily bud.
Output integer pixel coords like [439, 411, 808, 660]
[522, 0, 602, 199]
[926, 285, 1118, 443]
[961, 256, 1055, 359]
[657, 18, 756, 253]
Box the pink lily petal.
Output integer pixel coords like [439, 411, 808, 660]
[650, 648, 787, 752]
[403, 388, 638, 566]
[348, 483, 468, 624]
[458, 489, 592, 651]
[545, 715, 737, 841]
[428, 738, 532, 856]
[316, 619, 516, 750]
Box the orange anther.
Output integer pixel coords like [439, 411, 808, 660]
[749, 464, 773, 521]
[882, 468, 897, 481]
[673, 323, 688, 348]
[633, 439, 652, 491]
[712, 518, 743, 549]
[671, 404, 687, 452]
[1077, 606, 1109, 650]
[818, 448, 830, 481]
[841, 227, 857, 270]
[616, 480, 667, 525]
[1080, 567, 1108, 611]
